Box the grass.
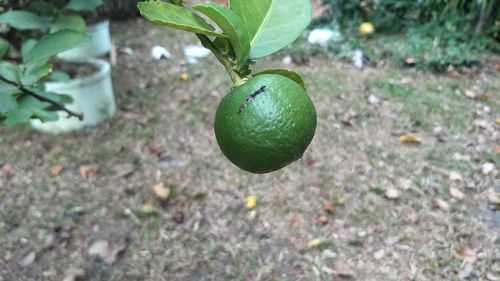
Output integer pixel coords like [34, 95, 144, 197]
[0, 19, 499, 281]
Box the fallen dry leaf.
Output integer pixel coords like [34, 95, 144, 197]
[79, 165, 98, 181]
[433, 198, 450, 212]
[341, 114, 353, 126]
[385, 187, 401, 199]
[51, 165, 64, 176]
[399, 135, 421, 144]
[494, 146, 500, 154]
[19, 251, 36, 267]
[0, 164, 14, 177]
[307, 238, 327, 249]
[322, 201, 335, 213]
[455, 247, 476, 263]
[449, 187, 465, 200]
[333, 261, 355, 279]
[245, 195, 257, 209]
[317, 215, 329, 225]
[88, 239, 126, 265]
[449, 171, 463, 182]
[496, 118, 500, 124]
[477, 93, 491, 101]
[153, 183, 170, 201]
[464, 89, 477, 99]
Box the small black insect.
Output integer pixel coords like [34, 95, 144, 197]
[238, 85, 267, 113]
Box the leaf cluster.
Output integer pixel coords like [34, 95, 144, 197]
[138, 0, 312, 84]
[0, 0, 100, 125]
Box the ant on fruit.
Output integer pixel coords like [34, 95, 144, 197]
[238, 85, 267, 113]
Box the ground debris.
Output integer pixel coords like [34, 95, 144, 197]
[88, 239, 127, 265]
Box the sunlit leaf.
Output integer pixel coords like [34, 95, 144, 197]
[229, 0, 312, 58]
[138, 1, 227, 38]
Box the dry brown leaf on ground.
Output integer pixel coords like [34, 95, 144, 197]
[79, 165, 98, 181]
[153, 183, 170, 201]
[0, 164, 14, 177]
[455, 247, 476, 263]
[399, 135, 422, 144]
[322, 200, 335, 213]
[332, 261, 355, 279]
[449, 187, 465, 200]
[88, 239, 126, 265]
[317, 215, 329, 225]
[51, 165, 64, 176]
[385, 187, 401, 199]
[433, 198, 450, 212]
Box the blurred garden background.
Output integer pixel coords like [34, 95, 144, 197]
[0, 0, 499, 280]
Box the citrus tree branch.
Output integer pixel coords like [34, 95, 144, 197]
[0, 76, 84, 121]
[195, 34, 243, 85]
[169, 0, 243, 85]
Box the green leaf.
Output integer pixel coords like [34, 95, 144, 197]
[4, 108, 32, 125]
[30, 1, 58, 16]
[22, 61, 53, 85]
[193, 2, 249, 67]
[0, 10, 46, 30]
[0, 61, 21, 83]
[24, 30, 92, 63]
[21, 40, 38, 59]
[49, 71, 71, 82]
[32, 108, 59, 122]
[0, 37, 9, 59]
[138, 1, 227, 38]
[229, 0, 312, 58]
[65, 0, 103, 11]
[254, 68, 306, 90]
[0, 92, 18, 114]
[51, 14, 86, 32]
[0, 80, 21, 96]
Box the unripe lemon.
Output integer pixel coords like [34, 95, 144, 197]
[214, 74, 317, 173]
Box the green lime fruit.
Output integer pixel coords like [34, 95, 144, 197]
[214, 74, 317, 173]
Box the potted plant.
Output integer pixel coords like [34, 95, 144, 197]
[0, 0, 116, 133]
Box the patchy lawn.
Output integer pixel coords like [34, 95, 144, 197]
[1, 19, 499, 281]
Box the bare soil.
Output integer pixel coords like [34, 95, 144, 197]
[0, 19, 499, 281]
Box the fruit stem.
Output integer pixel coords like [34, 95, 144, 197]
[195, 34, 243, 86]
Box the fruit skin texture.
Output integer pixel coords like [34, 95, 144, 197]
[214, 74, 317, 173]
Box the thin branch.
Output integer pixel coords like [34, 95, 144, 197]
[0, 76, 84, 121]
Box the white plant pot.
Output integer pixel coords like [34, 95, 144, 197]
[31, 59, 116, 134]
[58, 20, 111, 60]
